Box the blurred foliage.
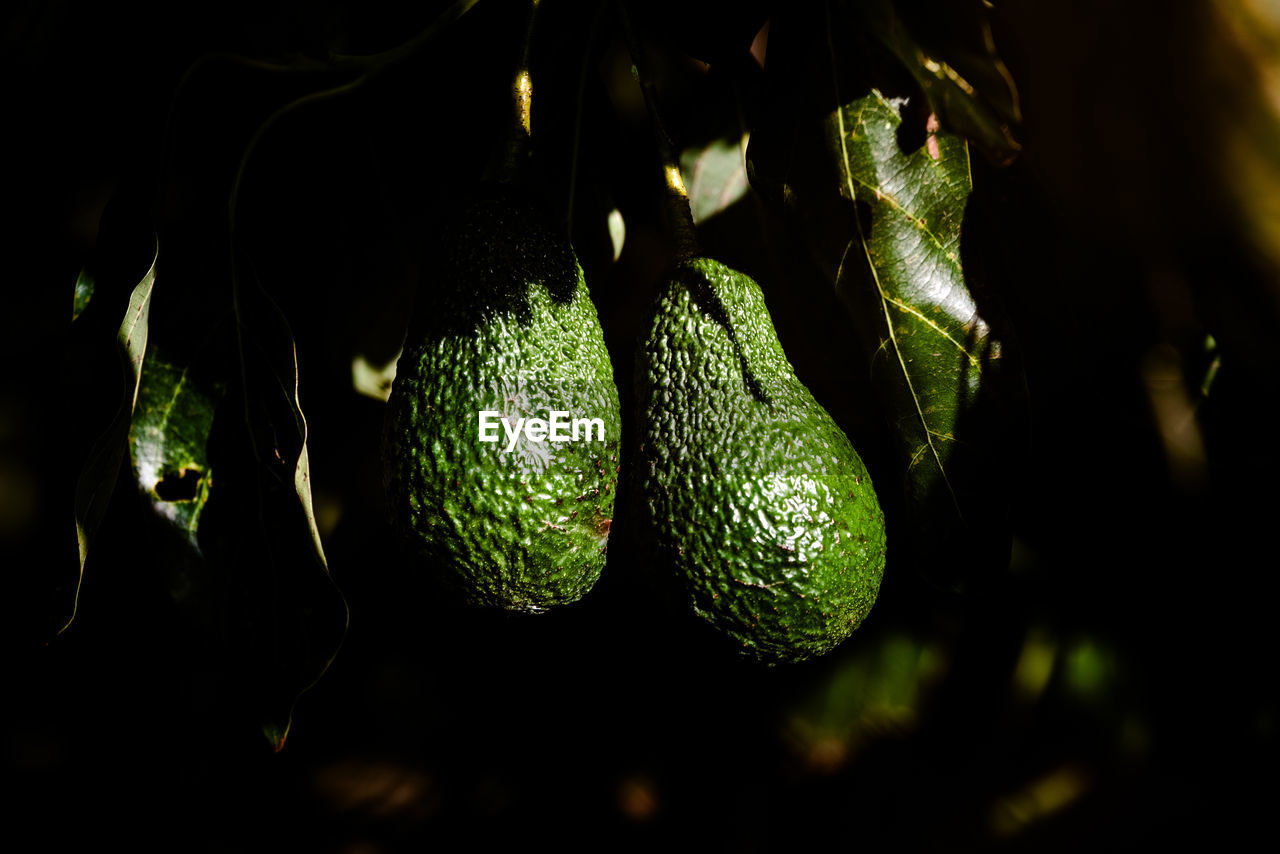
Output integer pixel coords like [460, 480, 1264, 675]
[784, 632, 947, 772]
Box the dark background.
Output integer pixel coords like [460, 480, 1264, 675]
[4, 0, 1278, 849]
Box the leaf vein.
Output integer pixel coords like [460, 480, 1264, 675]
[883, 296, 981, 367]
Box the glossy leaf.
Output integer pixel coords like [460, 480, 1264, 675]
[67, 241, 157, 633]
[680, 134, 750, 225]
[830, 91, 1009, 583]
[128, 347, 222, 549]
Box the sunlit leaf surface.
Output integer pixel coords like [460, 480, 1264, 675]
[831, 92, 1002, 549]
[832, 92, 978, 479]
[680, 134, 750, 225]
[129, 347, 222, 548]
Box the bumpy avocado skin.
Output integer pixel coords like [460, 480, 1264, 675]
[638, 257, 886, 663]
[383, 187, 620, 612]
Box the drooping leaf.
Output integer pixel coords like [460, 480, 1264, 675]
[211, 263, 347, 750]
[123, 302, 344, 748]
[72, 267, 95, 323]
[680, 134, 750, 225]
[857, 0, 1021, 164]
[67, 240, 157, 633]
[830, 90, 1010, 585]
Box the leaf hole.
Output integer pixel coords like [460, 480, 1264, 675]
[895, 97, 933, 157]
[155, 468, 203, 502]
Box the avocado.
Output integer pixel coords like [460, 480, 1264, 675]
[637, 257, 886, 663]
[383, 185, 621, 612]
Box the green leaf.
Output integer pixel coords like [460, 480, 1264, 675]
[129, 347, 222, 549]
[830, 91, 1008, 583]
[858, 0, 1021, 164]
[126, 344, 223, 640]
[832, 91, 976, 500]
[67, 240, 157, 633]
[680, 134, 750, 225]
[72, 267, 95, 323]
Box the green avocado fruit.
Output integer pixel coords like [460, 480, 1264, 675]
[637, 257, 886, 663]
[383, 185, 621, 612]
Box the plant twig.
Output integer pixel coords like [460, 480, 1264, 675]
[329, 0, 483, 72]
[157, 0, 484, 221]
[616, 0, 699, 262]
[567, 2, 606, 234]
[225, 0, 484, 459]
[494, 0, 544, 181]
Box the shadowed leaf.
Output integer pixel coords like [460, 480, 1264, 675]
[124, 313, 344, 748]
[67, 240, 157, 633]
[858, 0, 1021, 164]
[213, 263, 347, 749]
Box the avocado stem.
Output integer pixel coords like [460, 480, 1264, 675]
[566, 2, 607, 235]
[494, 0, 543, 183]
[616, 0, 700, 262]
